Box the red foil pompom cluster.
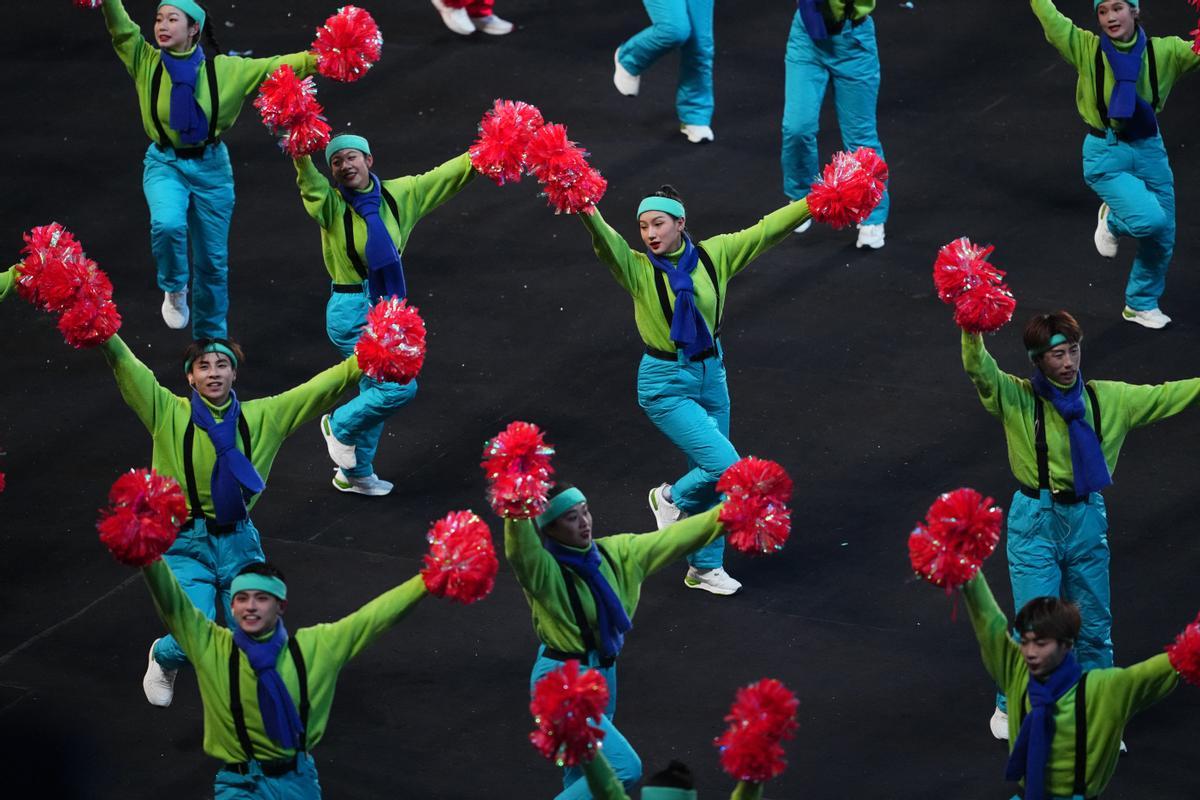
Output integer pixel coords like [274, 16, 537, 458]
[17, 223, 121, 348]
[311, 5, 382, 83]
[805, 147, 888, 229]
[529, 660, 610, 767]
[354, 297, 427, 383]
[469, 99, 546, 186]
[716, 457, 793, 555]
[1190, 0, 1200, 55]
[420, 510, 499, 604]
[96, 469, 189, 567]
[932, 237, 1016, 334]
[1166, 611, 1200, 687]
[481, 421, 556, 519]
[713, 678, 799, 783]
[73, 0, 103, 9]
[255, 65, 331, 157]
[908, 487, 1003, 591]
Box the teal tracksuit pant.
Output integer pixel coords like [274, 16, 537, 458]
[142, 141, 235, 339]
[326, 287, 418, 479]
[996, 490, 1112, 712]
[530, 647, 641, 799]
[636, 352, 735, 570]
[152, 518, 265, 670]
[781, 13, 889, 225]
[1082, 132, 1176, 312]
[214, 752, 322, 800]
[617, 0, 715, 126]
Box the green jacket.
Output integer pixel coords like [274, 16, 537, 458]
[824, 0, 876, 24]
[578, 201, 811, 353]
[505, 508, 724, 653]
[961, 332, 1200, 492]
[143, 558, 428, 763]
[103, 0, 317, 148]
[294, 152, 476, 285]
[583, 750, 763, 800]
[1030, 0, 1200, 132]
[0, 265, 15, 303]
[963, 572, 1178, 797]
[101, 335, 360, 517]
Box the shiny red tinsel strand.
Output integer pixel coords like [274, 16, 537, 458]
[529, 660, 609, 767]
[805, 150, 885, 229]
[481, 421, 555, 518]
[908, 487, 1002, 591]
[73, 0, 102, 8]
[420, 510, 498, 604]
[850, 146, 889, 189]
[932, 237, 1003, 304]
[525, 124, 607, 214]
[311, 5, 382, 83]
[1166, 612, 1200, 687]
[354, 297, 427, 383]
[469, 99, 545, 186]
[714, 678, 799, 783]
[97, 469, 188, 567]
[17, 222, 121, 347]
[717, 457, 793, 555]
[255, 66, 331, 157]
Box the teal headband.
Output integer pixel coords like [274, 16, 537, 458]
[637, 197, 686, 220]
[159, 0, 206, 30]
[1027, 333, 1069, 361]
[325, 134, 372, 164]
[231, 573, 287, 601]
[184, 341, 238, 374]
[1095, 0, 1137, 7]
[536, 487, 587, 529]
[642, 789, 697, 800]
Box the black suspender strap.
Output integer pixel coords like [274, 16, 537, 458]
[286, 636, 310, 751]
[183, 416, 254, 519]
[150, 62, 171, 148]
[1074, 673, 1089, 797]
[228, 647, 257, 762]
[1034, 399, 1051, 492]
[204, 55, 220, 145]
[653, 271, 674, 333]
[1085, 383, 1103, 444]
[1146, 39, 1160, 110]
[652, 243, 722, 344]
[343, 187, 402, 282]
[558, 563, 599, 655]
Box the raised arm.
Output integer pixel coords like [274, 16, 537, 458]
[393, 151, 477, 221]
[1118, 379, 1200, 429]
[142, 558, 220, 663]
[961, 330, 1028, 419]
[1103, 653, 1180, 719]
[504, 517, 560, 596]
[701, 198, 812, 281]
[259, 355, 362, 438]
[582, 753, 630, 800]
[101, 0, 153, 77]
[227, 51, 320, 97]
[578, 208, 645, 296]
[1029, 0, 1097, 69]
[295, 155, 341, 229]
[962, 572, 1025, 689]
[303, 574, 428, 666]
[100, 334, 178, 434]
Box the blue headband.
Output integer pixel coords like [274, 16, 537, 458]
[231, 573, 287, 601]
[184, 341, 238, 373]
[642, 790, 697, 800]
[325, 134, 372, 164]
[1094, 0, 1137, 7]
[637, 197, 685, 220]
[159, 0, 206, 30]
[1027, 333, 1070, 361]
[536, 487, 587, 529]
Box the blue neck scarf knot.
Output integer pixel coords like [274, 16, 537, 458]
[340, 175, 407, 303]
[1004, 651, 1083, 800]
[1100, 29, 1158, 140]
[544, 539, 632, 659]
[189, 390, 265, 524]
[1030, 371, 1111, 497]
[797, 0, 830, 40]
[233, 620, 305, 750]
[645, 235, 714, 358]
[160, 47, 209, 145]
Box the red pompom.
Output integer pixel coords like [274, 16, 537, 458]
[58, 296, 122, 349]
[73, 0, 102, 8]
[469, 99, 545, 186]
[953, 281, 1016, 334]
[932, 237, 1003, 304]
[311, 5, 382, 83]
[1166, 612, 1200, 687]
[279, 113, 333, 158]
[529, 660, 609, 767]
[805, 150, 886, 229]
[543, 165, 608, 217]
[354, 297, 427, 383]
[714, 678, 799, 783]
[421, 510, 498, 604]
[525, 124, 607, 214]
[0, 472, 6, 493]
[255, 66, 332, 158]
[97, 469, 188, 567]
[18, 223, 121, 347]
[481, 421, 556, 519]
[850, 146, 889, 189]
[717, 457, 793, 555]
[908, 487, 1003, 591]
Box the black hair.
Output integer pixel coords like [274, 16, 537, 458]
[1014, 596, 1081, 644]
[650, 184, 685, 209]
[182, 2, 222, 53]
[536, 481, 579, 537]
[182, 337, 245, 372]
[236, 561, 287, 585]
[644, 760, 694, 789]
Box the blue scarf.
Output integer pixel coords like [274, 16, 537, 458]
[189, 391, 265, 525]
[1030, 371, 1112, 497]
[544, 540, 632, 659]
[160, 47, 209, 146]
[1004, 652, 1082, 800]
[1100, 29, 1158, 140]
[233, 621, 305, 750]
[340, 175, 407, 303]
[645, 235, 714, 358]
[797, 0, 830, 40]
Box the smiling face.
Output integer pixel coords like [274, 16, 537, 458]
[1020, 632, 1073, 681]
[330, 149, 375, 191]
[187, 351, 237, 405]
[1096, 1, 1139, 43]
[155, 5, 200, 53]
[1036, 340, 1081, 387]
[231, 590, 286, 637]
[544, 502, 594, 549]
[639, 211, 685, 256]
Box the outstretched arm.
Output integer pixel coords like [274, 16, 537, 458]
[260, 355, 363, 438]
[1029, 0, 1097, 68]
[396, 151, 477, 221]
[100, 334, 178, 435]
[578, 208, 645, 295]
[1119, 379, 1200, 429]
[142, 558, 220, 662]
[702, 199, 812, 281]
[617, 506, 725, 579]
[229, 51, 320, 97]
[295, 155, 341, 229]
[962, 572, 1026, 689]
[101, 0, 153, 77]
[302, 574, 428, 666]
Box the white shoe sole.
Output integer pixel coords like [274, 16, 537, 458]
[1095, 204, 1118, 258]
[142, 640, 176, 707]
[321, 414, 357, 470]
[683, 576, 740, 596]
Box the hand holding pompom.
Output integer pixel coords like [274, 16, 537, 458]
[481, 422, 555, 519]
[17, 223, 121, 347]
[312, 6, 382, 83]
[717, 457, 793, 555]
[529, 660, 609, 767]
[1166, 612, 1200, 687]
[805, 149, 887, 229]
[525, 124, 607, 214]
[714, 678, 799, 783]
[908, 487, 1002, 591]
[354, 297, 426, 383]
[469, 99, 545, 186]
[420, 511, 498, 604]
[931, 237, 1016, 334]
[255, 66, 331, 158]
[97, 469, 188, 567]
[953, 282, 1016, 334]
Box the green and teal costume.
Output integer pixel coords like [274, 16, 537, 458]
[102, 0, 318, 338]
[294, 150, 474, 479]
[578, 200, 810, 570]
[582, 751, 762, 800]
[506, 507, 726, 799]
[1030, 0, 1200, 312]
[963, 571, 1178, 798]
[0, 266, 17, 303]
[101, 334, 360, 670]
[617, 0, 715, 126]
[142, 558, 428, 798]
[962, 331, 1200, 710]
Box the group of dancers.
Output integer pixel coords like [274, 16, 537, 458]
[3, 0, 1200, 798]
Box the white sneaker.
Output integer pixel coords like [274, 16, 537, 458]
[161, 290, 189, 329]
[321, 414, 357, 470]
[142, 639, 178, 707]
[648, 483, 686, 530]
[856, 223, 885, 250]
[680, 124, 714, 144]
[989, 706, 1009, 740]
[1094, 203, 1118, 258]
[613, 49, 640, 97]
[684, 566, 742, 596]
[431, 0, 474, 35]
[471, 14, 513, 35]
[1122, 306, 1171, 329]
[332, 468, 393, 497]
[794, 218, 813, 234]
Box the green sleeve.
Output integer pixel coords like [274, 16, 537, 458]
[302, 574, 428, 666]
[504, 518, 560, 597]
[619, 507, 725, 577]
[962, 572, 1025, 690]
[1109, 653, 1180, 717]
[578, 208, 645, 296]
[700, 199, 811, 281]
[1030, 0, 1096, 69]
[1165, 35, 1200, 77]
[582, 753, 630, 800]
[143, 558, 219, 660]
[393, 151, 476, 221]
[0, 265, 16, 303]
[257, 356, 362, 439]
[224, 51, 319, 99]
[961, 331, 1025, 420]
[296, 155, 340, 230]
[731, 782, 765, 800]
[102, 0, 152, 77]
[100, 334, 178, 435]
[1115, 379, 1200, 430]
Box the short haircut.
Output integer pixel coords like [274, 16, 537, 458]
[650, 184, 685, 210]
[1023, 311, 1083, 359]
[182, 337, 245, 372]
[1015, 596, 1081, 644]
[236, 561, 287, 585]
[644, 760, 694, 789]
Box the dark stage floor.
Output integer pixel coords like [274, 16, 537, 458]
[2, 1, 1199, 797]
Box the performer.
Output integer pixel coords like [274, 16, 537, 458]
[295, 134, 475, 497]
[577, 186, 811, 595]
[584, 756, 766, 799]
[612, 1, 716, 143]
[506, 482, 728, 798]
[1029, 0, 1200, 328]
[99, 0, 319, 337]
[429, 0, 514, 35]
[98, 334, 360, 706]
[960, 310, 1200, 737]
[782, 1, 889, 249]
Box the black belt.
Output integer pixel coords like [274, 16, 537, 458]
[331, 283, 365, 293]
[543, 647, 615, 669]
[157, 141, 217, 160]
[182, 517, 238, 535]
[1086, 126, 1148, 143]
[222, 754, 298, 777]
[1018, 485, 1087, 506]
[644, 346, 717, 363]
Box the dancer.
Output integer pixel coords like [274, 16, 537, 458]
[960, 310, 1200, 737]
[98, 0, 320, 338]
[1028, 0, 1200, 328]
[506, 482, 729, 798]
[295, 134, 475, 497]
[612, 1, 716, 143]
[782, 1, 889, 249]
[577, 186, 811, 595]
[99, 334, 360, 706]
[430, 0, 514, 36]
